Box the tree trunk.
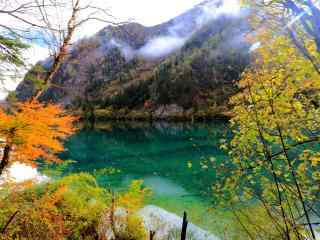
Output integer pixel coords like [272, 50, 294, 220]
[0, 144, 11, 176]
[33, 0, 80, 101]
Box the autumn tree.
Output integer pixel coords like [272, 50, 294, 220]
[209, 2, 320, 239]
[214, 27, 320, 239]
[244, 0, 320, 73]
[0, 100, 77, 175]
[0, 0, 121, 173]
[0, 0, 119, 100]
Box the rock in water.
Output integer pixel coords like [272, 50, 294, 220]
[138, 205, 219, 240]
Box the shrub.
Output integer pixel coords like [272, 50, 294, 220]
[0, 175, 151, 240]
[115, 214, 147, 240]
[0, 173, 109, 240]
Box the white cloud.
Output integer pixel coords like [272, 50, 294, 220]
[105, 0, 204, 26]
[217, 0, 241, 16]
[25, 44, 51, 65]
[137, 0, 241, 59]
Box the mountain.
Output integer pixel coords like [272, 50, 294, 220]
[15, 0, 250, 121]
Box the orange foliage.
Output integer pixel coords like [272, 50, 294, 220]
[0, 100, 78, 166]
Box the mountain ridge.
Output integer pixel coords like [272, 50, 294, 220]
[15, 0, 250, 121]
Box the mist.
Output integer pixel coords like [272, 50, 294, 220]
[135, 0, 241, 59]
[197, 0, 240, 26]
[138, 36, 187, 59]
[110, 39, 135, 60]
[102, 0, 242, 60]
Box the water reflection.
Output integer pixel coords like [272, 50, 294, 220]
[61, 121, 229, 199]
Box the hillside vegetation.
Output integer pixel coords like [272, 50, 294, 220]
[15, 2, 250, 121]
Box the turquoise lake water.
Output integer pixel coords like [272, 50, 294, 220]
[58, 121, 237, 236]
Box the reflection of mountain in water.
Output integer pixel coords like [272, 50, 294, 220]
[59, 121, 229, 200]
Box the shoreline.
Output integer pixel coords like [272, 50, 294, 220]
[78, 106, 234, 124]
[78, 117, 231, 130]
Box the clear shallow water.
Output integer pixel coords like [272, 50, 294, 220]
[58, 121, 236, 235]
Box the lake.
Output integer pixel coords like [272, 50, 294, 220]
[58, 121, 238, 236]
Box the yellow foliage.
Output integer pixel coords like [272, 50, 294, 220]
[115, 214, 147, 240]
[214, 14, 320, 239]
[118, 180, 152, 212]
[0, 173, 110, 240]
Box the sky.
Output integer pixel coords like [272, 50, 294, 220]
[3, 0, 207, 60]
[92, 0, 205, 27]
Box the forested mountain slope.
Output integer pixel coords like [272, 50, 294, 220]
[15, 0, 250, 120]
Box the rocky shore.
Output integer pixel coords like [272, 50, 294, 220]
[104, 205, 220, 240]
[138, 205, 219, 240]
[81, 104, 233, 123]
